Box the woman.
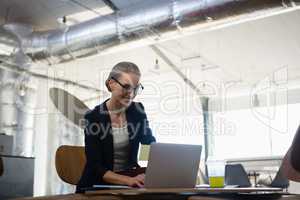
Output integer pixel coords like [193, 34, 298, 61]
[76, 62, 156, 193]
[282, 125, 300, 182]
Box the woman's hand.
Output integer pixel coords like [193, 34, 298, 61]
[103, 171, 145, 188]
[125, 174, 145, 188]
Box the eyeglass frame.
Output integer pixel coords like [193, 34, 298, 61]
[110, 76, 144, 95]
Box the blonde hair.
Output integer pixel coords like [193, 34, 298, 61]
[106, 62, 141, 91]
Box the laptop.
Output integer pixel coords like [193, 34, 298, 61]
[93, 143, 202, 189]
[144, 143, 202, 188]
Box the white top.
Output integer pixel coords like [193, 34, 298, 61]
[111, 125, 130, 171]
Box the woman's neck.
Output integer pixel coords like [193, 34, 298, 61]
[106, 98, 126, 114]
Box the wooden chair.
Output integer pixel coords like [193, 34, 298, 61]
[55, 145, 86, 185]
[55, 144, 149, 185]
[0, 156, 3, 176]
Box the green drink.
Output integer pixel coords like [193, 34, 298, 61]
[209, 176, 225, 188]
[206, 159, 225, 188]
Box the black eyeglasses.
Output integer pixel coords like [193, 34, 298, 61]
[111, 77, 144, 95]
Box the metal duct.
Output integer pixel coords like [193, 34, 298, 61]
[1, 0, 297, 64]
[15, 72, 38, 157]
[0, 54, 37, 157]
[0, 26, 19, 56]
[0, 70, 18, 136]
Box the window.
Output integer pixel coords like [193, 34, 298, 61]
[213, 103, 300, 159]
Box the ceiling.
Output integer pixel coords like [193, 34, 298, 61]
[0, 0, 148, 30]
[0, 0, 108, 30]
[43, 8, 300, 98]
[1, 0, 300, 97]
[157, 9, 300, 86]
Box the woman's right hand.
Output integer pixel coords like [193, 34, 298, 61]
[103, 171, 145, 188]
[125, 174, 145, 188]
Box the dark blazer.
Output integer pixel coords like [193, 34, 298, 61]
[76, 100, 156, 192]
[291, 125, 300, 171]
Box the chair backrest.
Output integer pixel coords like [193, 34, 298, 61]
[225, 164, 251, 187]
[0, 156, 3, 176]
[55, 145, 86, 185]
[270, 167, 289, 188]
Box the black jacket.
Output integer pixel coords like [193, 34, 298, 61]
[76, 100, 156, 192]
[291, 125, 300, 171]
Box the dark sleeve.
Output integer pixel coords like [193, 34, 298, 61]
[84, 117, 109, 183]
[138, 102, 156, 145]
[291, 125, 300, 171]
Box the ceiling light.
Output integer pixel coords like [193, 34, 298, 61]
[57, 6, 114, 26]
[154, 59, 160, 70]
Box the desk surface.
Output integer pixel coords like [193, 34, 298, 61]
[14, 194, 121, 200]
[86, 187, 283, 195]
[14, 188, 294, 200]
[189, 195, 300, 200]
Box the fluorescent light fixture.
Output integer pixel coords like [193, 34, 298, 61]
[57, 6, 114, 26]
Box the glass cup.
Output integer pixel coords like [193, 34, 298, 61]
[206, 160, 225, 188]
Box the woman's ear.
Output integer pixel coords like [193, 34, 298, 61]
[105, 79, 112, 92]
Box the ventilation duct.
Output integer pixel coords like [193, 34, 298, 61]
[0, 26, 19, 57]
[0, 53, 37, 157]
[0, 0, 299, 65]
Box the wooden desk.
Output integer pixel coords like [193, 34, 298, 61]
[14, 188, 294, 200]
[189, 194, 300, 200]
[85, 187, 283, 196]
[13, 193, 121, 200]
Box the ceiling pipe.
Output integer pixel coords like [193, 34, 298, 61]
[0, 66, 37, 157]
[0, 26, 19, 56]
[1, 0, 299, 65]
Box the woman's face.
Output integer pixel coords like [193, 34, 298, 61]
[109, 72, 141, 107]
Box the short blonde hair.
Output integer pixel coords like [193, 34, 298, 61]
[106, 62, 141, 91]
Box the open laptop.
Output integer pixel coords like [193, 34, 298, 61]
[93, 143, 202, 189]
[91, 144, 283, 194]
[144, 143, 202, 188]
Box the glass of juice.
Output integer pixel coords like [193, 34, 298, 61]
[206, 160, 225, 188]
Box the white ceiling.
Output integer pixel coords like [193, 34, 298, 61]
[0, 0, 149, 30]
[0, 0, 108, 30]
[157, 9, 300, 86]
[43, 9, 300, 98]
